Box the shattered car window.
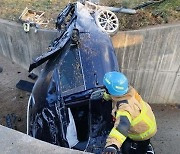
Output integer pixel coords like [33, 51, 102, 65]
[59, 47, 84, 92]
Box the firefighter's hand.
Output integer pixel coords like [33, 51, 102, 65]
[103, 145, 118, 154]
[103, 92, 111, 101]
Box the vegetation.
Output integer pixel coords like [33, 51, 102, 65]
[116, 0, 180, 30]
[0, 0, 76, 29]
[0, 0, 179, 30]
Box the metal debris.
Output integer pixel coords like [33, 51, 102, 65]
[16, 80, 34, 93]
[176, 7, 180, 12]
[133, 0, 166, 10]
[28, 73, 38, 80]
[19, 7, 49, 32]
[5, 113, 17, 129]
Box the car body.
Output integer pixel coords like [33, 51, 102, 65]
[27, 2, 156, 154]
[27, 2, 119, 153]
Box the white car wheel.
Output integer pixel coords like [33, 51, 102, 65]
[95, 9, 119, 35]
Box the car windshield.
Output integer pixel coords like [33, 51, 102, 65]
[59, 47, 84, 93]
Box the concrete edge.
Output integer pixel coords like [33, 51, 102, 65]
[0, 18, 57, 33]
[0, 125, 89, 154]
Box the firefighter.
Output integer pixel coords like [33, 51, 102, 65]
[103, 71, 157, 154]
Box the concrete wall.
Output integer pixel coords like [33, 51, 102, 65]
[0, 19, 58, 73]
[0, 19, 180, 104]
[112, 24, 180, 104]
[0, 125, 89, 154]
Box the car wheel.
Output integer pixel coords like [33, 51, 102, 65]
[95, 9, 119, 35]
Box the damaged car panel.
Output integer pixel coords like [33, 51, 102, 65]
[27, 1, 119, 153]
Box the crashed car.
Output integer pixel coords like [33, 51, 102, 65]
[27, 1, 157, 153]
[27, 2, 119, 153]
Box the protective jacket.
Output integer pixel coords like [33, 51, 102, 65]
[105, 86, 157, 148]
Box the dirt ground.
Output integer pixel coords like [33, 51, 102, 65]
[151, 104, 180, 154]
[0, 55, 180, 153]
[0, 55, 34, 133]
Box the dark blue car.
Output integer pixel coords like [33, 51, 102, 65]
[27, 2, 119, 153]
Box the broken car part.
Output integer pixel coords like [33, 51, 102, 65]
[16, 80, 34, 93]
[5, 113, 17, 129]
[133, 0, 166, 10]
[28, 73, 38, 80]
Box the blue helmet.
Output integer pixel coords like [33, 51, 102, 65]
[103, 71, 129, 96]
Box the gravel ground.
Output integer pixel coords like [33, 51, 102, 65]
[151, 104, 180, 154]
[0, 55, 34, 133]
[0, 55, 180, 154]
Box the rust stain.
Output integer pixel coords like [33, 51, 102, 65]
[111, 32, 144, 48]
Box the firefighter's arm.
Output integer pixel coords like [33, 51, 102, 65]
[105, 110, 132, 149]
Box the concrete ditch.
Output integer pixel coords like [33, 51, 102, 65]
[1, 55, 180, 154]
[0, 19, 180, 153]
[1, 19, 180, 104]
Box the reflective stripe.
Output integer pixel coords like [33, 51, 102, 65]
[115, 86, 124, 90]
[129, 100, 157, 140]
[144, 114, 154, 126]
[131, 100, 147, 126]
[109, 128, 126, 144]
[105, 78, 111, 84]
[116, 111, 132, 123]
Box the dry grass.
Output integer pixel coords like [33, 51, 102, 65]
[0, 0, 75, 29]
[0, 0, 179, 30]
[116, 0, 180, 30]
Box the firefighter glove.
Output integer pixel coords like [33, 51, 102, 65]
[103, 92, 111, 101]
[103, 144, 118, 154]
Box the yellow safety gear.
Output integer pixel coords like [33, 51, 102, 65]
[116, 111, 132, 123]
[128, 100, 157, 140]
[105, 87, 157, 148]
[109, 128, 126, 144]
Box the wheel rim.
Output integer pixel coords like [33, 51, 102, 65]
[96, 10, 119, 34]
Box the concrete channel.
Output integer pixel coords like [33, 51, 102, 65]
[0, 54, 180, 153]
[0, 19, 180, 153]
